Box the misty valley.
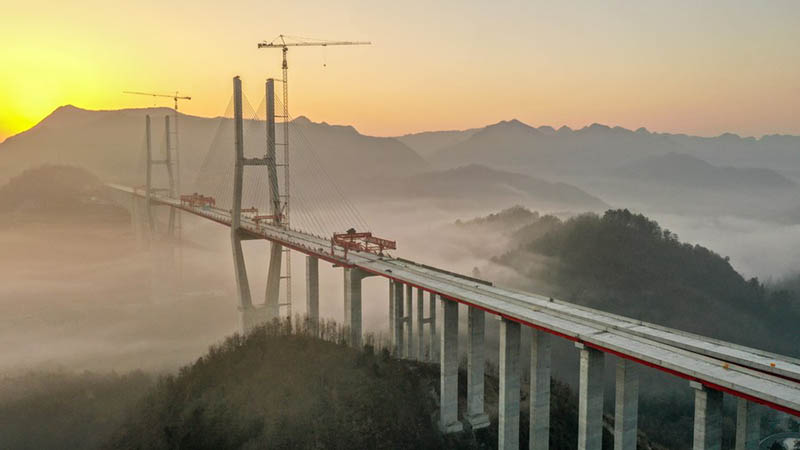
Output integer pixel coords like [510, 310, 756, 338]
[0, 101, 799, 450]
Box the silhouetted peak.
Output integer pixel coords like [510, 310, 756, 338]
[718, 132, 741, 141]
[292, 115, 312, 124]
[537, 125, 556, 135]
[635, 127, 650, 134]
[291, 115, 359, 134]
[53, 104, 84, 114]
[481, 118, 540, 135]
[586, 123, 611, 131]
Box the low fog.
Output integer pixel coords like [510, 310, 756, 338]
[2, 109, 800, 449]
[3, 186, 798, 376]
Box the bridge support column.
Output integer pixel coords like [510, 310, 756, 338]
[464, 308, 490, 429]
[344, 267, 373, 348]
[230, 77, 254, 333]
[306, 256, 319, 335]
[389, 280, 395, 350]
[614, 359, 638, 450]
[416, 288, 424, 360]
[393, 282, 404, 356]
[734, 398, 760, 450]
[577, 343, 605, 450]
[529, 329, 551, 450]
[429, 292, 437, 362]
[439, 297, 463, 433]
[264, 243, 282, 321]
[499, 317, 521, 449]
[131, 196, 147, 246]
[691, 381, 722, 450]
[405, 284, 413, 358]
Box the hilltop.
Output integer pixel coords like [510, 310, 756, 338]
[488, 208, 800, 356]
[0, 164, 128, 225]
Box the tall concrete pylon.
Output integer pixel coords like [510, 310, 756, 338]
[230, 76, 289, 333]
[231, 76, 257, 331]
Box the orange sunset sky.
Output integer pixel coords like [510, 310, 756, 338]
[1, 0, 798, 143]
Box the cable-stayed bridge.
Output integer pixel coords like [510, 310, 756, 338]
[108, 76, 800, 450]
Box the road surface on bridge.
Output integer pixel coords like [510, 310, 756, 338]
[108, 183, 800, 416]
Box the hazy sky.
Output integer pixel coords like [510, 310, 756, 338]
[1, 1, 798, 142]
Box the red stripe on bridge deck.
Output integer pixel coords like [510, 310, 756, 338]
[357, 268, 800, 418]
[150, 196, 800, 417]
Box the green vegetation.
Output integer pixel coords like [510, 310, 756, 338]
[107, 320, 445, 450]
[0, 371, 153, 450]
[0, 164, 128, 223]
[493, 208, 800, 356]
[0, 318, 666, 449]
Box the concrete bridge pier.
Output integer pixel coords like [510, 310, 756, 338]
[416, 288, 424, 360]
[306, 256, 319, 335]
[428, 292, 437, 362]
[392, 281, 405, 356]
[691, 381, 723, 450]
[614, 359, 639, 450]
[499, 317, 521, 449]
[529, 329, 552, 450]
[440, 297, 463, 433]
[577, 343, 605, 450]
[130, 195, 149, 247]
[343, 267, 375, 347]
[405, 284, 413, 358]
[464, 308, 490, 429]
[735, 398, 760, 450]
[389, 280, 395, 348]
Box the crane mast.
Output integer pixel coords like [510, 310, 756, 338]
[257, 35, 371, 319]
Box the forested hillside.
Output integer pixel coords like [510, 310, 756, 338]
[491, 208, 800, 356]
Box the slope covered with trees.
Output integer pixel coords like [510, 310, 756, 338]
[493, 209, 800, 356]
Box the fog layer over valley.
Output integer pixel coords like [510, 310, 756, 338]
[2, 108, 800, 448]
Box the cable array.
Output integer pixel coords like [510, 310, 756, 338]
[189, 89, 371, 239]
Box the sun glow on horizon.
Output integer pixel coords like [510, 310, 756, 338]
[2, 1, 799, 143]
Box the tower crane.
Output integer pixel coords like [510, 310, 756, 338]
[256, 35, 370, 227]
[256, 35, 370, 320]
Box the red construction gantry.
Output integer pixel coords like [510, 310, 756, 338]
[331, 228, 397, 257]
[180, 193, 216, 208]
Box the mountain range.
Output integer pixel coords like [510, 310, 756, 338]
[614, 152, 795, 190]
[410, 119, 800, 180]
[3, 106, 799, 218]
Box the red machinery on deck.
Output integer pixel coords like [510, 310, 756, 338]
[331, 228, 396, 257]
[180, 193, 216, 208]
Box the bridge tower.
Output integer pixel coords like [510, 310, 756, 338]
[144, 114, 177, 237]
[231, 76, 288, 332]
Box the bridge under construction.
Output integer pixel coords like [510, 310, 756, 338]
[108, 73, 800, 450]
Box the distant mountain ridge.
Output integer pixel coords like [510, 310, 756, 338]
[0, 105, 426, 189]
[614, 152, 796, 189]
[363, 164, 607, 211]
[397, 118, 800, 180]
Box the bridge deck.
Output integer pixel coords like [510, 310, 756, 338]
[110, 184, 800, 416]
